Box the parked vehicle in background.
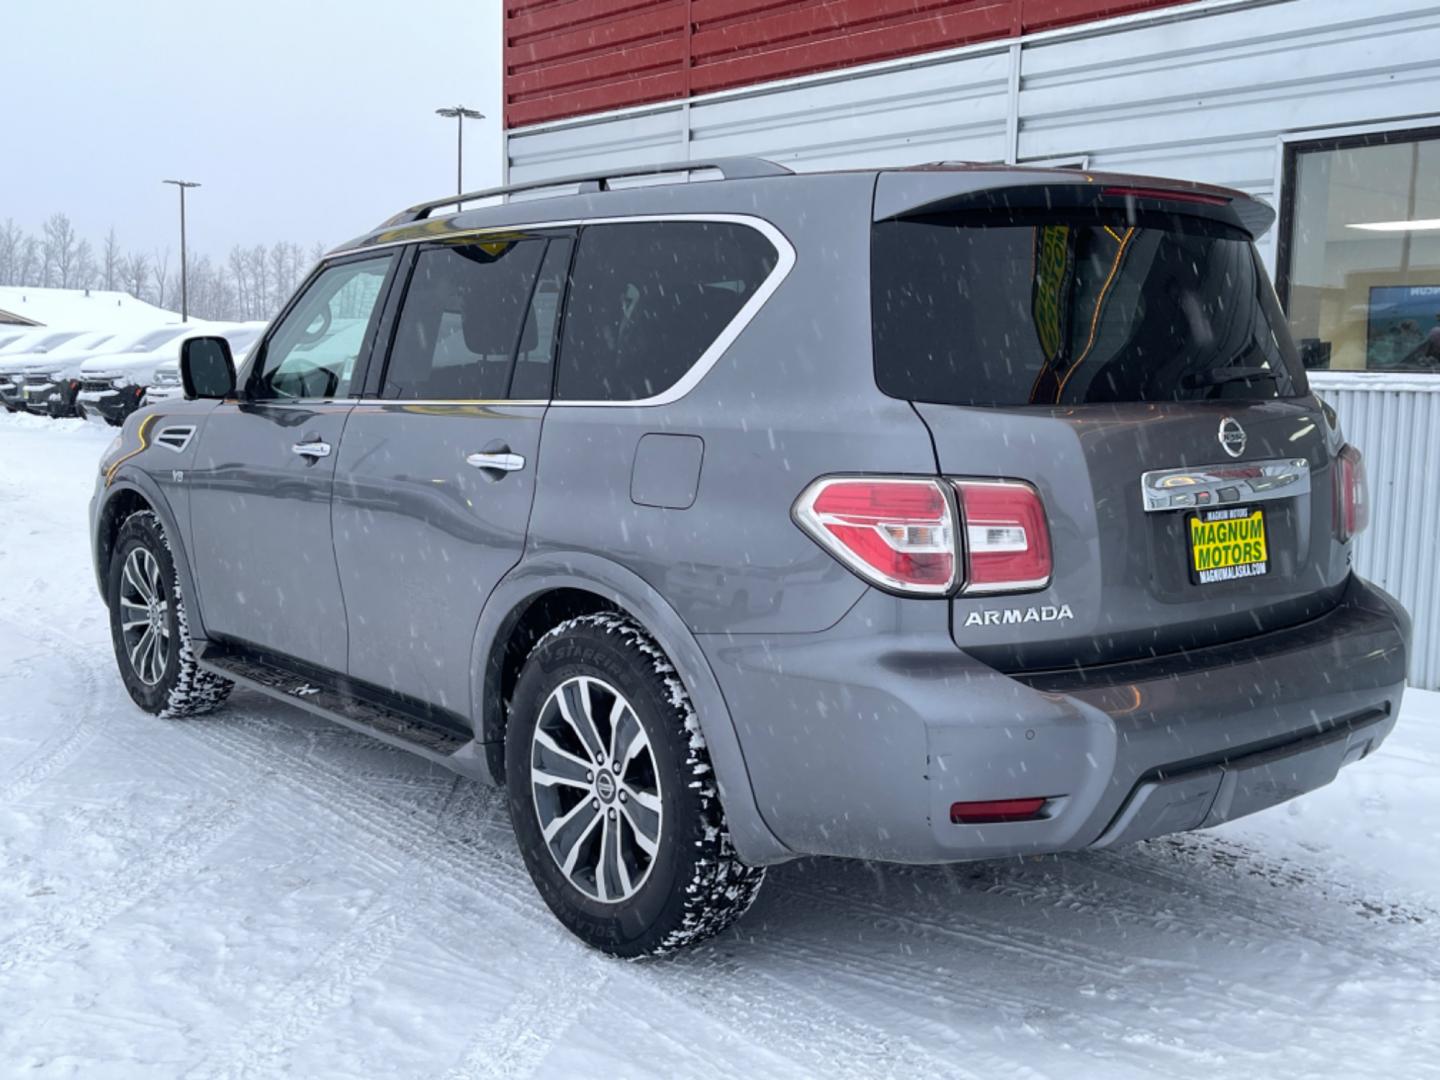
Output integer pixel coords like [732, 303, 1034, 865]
[144, 323, 267, 405]
[90, 159, 1410, 957]
[75, 326, 202, 425]
[16, 331, 125, 417]
[0, 330, 88, 411]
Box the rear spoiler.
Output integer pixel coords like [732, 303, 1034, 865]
[873, 165, 1275, 239]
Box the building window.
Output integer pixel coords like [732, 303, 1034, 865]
[1279, 127, 1440, 373]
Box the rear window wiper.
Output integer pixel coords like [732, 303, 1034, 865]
[1182, 365, 1282, 389]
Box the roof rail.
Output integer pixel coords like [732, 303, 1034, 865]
[378, 157, 793, 228]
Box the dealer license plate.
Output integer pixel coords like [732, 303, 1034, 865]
[1188, 506, 1268, 584]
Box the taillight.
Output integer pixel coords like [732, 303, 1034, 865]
[953, 480, 1052, 594]
[793, 477, 956, 594]
[1336, 444, 1368, 542]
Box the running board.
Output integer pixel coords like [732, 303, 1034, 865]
[196, 643, 498, 783]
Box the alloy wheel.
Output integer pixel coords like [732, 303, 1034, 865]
[530, 675, 663, 904]
[118, 547, 170, 686]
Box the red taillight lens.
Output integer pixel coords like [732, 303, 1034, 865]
[950, 797, 1049, 824]
[953, 480, 1052, 593]
[794, 477, 956, 594]
[1336, 444, 1368, 542]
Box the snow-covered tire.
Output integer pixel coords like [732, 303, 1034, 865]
[506, 613, 765, 957]
[106, 510, 233, 718]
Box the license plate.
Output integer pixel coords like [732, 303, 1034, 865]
[1188, 505, 1268, 584]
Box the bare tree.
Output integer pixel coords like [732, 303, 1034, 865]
[227, 245, 251, 319]
[42, 213, 79, 287]
[0, 220, 23, 286]
[102, 228, 122, 291]
[249, 244, 271, 316]
[152, 248, 171, 307]
[123, 251, 150, 300]
[17, 236, 40, 288]
[73, 239, 97, 290]
[268, 242, 294, 316]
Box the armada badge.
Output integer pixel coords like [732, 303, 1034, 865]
[964, 604, 1074, 628]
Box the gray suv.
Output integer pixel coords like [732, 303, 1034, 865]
[90, 158, 1410, 956]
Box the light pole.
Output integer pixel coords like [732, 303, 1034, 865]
[162, 179, 200, 321]
[435, 106, 484, 209]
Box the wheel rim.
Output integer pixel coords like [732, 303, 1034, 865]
[118, 547, 170, 687]
[530, 675, 663, 904]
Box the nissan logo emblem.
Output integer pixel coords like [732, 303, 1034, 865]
[1218, 417, 1247, 458]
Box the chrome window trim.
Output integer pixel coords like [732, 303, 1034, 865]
[1140, 457, 1312, 513]
[329, 213, 797, 409]
[352, 399, 548, 408]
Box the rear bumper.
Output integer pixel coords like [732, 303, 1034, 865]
[698, 574, 1409, 863]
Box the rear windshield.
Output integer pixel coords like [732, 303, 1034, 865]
[872, 211, 1305, 407]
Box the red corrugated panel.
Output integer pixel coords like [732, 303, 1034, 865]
[1020, 0, 1190, 32]
[505, 0, 1195, 128]
[690, 0, 1016, 96]
[505, 0, 687, 128]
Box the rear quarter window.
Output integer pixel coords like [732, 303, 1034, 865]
[556, 220, 778, 402]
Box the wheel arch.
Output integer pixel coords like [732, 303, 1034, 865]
[470, 552, 792, 866]
[94, 472, 208, 641]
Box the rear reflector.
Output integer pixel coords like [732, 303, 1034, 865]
[950, 797, 1048, 824]
[953, 480, 1052, 594]
[794, 477, 956, 595]
[1101, 185, 1231, 207]
[1336, 443, 1368, 542]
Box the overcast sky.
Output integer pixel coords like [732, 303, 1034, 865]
[2, 0, 503, 259]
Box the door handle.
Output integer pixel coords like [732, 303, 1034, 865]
[466, 451, 525, 473]
[292, 440, 332, 459]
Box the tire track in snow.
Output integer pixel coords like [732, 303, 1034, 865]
[755, 886, 1272, 1074]
[165, 716, 636, 1078]
[772, 867, 1359, 1026]
[0, 614, 108, 807]
[189, 780, 503, 1080]
[439, 961, 613, 1080]
[0, 777, 274, 974]
[1088, 837, 1440, 976]
[174, 710, 965, 1079]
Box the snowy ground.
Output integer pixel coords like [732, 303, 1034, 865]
[1, 411, 1437, 1080]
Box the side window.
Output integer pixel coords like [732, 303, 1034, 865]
[556, 221, 778, 401]
[254, 256, 393, 401]
[382, 238, 546, 401]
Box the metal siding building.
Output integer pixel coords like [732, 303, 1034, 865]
[502, 0, 1440, 686]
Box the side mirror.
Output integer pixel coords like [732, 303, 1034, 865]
[180, 336, 236, 400]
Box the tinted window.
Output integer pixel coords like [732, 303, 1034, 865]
[557, 221, 777, 401]
[383, 239, 545, 401]
[255, 255, 393, 400]
[872, 212, 1305, 406]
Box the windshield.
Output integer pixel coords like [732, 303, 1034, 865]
[34, 331, 83, 352]
[133, 327, 188, 352]
[872, 210, 1305, 407]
